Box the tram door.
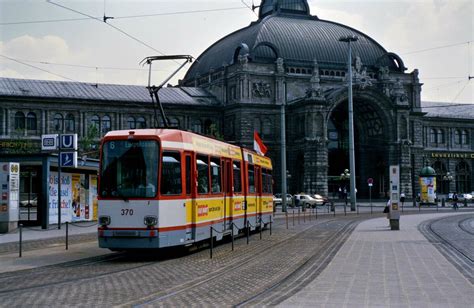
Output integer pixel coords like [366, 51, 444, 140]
[184, 152, 196, 241]
[221, 158, 232, 230]
[254, 166, 262, 226]
[19, 167, 42, 226]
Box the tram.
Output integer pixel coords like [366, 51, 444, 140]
[97, 129, 273, 250]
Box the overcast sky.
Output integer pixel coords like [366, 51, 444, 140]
[0, 0, 472, 103]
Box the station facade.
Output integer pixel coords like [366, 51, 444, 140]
[0, 0, 473, 227]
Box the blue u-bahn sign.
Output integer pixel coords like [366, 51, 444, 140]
[60, 134, 77, 150]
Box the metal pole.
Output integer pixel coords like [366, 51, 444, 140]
[281, 83, 288, 213]
[231, 223, 234, 251]
[370, 186, 373, 214]
[270, 220, 272, 236]
[292, 207, 295, 226]
[210, 227, 213, 259]
[246, 221, 250, 245]
[339, 35, 358, 212]
[66, 221, 69, 250]
[19, 224, 23, 258]
[58, 134, 62, 229]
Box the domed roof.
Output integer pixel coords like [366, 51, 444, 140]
[184, 1, 403, 82]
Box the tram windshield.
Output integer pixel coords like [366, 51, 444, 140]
[100, 140, 159, 199]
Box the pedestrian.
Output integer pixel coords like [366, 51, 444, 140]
[452, 192, 459, 211]
[343, 187, 348, 206]
[400, 192, 406, 207]
[384, 199, 390, 225]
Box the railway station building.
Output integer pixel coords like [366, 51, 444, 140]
[0, 0, 473, 226]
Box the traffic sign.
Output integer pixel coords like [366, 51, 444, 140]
[367, 178, 373, 185]
[60, 134, 78, 150]
[41, 134, 58, 151]
[60, 152, 77, 168]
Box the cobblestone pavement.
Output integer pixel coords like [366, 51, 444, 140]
[0, 212, 472, 307]
[0, 215, 364, 307]
[278, 212, 474, 308]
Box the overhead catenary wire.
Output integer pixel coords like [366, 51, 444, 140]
[401, 41, 472, 55]
[0, 54, 78, 82]
[0, 6, 248, 25]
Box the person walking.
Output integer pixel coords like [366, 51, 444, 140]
[384, 199, 391, 226]
[452, 192, 459, 211]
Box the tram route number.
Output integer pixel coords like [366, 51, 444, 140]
[121, 209, 134, 216]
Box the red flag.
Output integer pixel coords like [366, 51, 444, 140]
[254, 131, 267, 156]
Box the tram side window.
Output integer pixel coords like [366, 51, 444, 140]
[185, 156, 191, 195]
[233, 161, 242, 193]
[248, 164, 255, 193]
[262, 169, 272, 194]
[197, 155, 209, 194]
[161, 152, 182, 195]
[210, 157, 221, 193]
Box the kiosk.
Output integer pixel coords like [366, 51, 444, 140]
[0, 162, 20, 233]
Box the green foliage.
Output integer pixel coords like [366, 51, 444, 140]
[79, 124, 100, 158]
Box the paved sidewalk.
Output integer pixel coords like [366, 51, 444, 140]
[278, 212, 474, 307]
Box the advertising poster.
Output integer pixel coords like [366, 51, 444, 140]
[90, 175, 98, 221]
[71, 174, 82, 221]
[419, 176, 436, 204]
[48, 172, 72, 225]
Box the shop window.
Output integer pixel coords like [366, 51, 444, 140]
[54, 113, 63, 132]
[455, 161, 471, 193]
[26, 112, 37, 131]
[14, 111, 25, 130]
[65, 114, 75, 132]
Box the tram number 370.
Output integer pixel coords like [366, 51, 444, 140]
[121, 209, 134, 216]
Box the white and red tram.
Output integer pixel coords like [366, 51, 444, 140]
[98, 129, 273, 250]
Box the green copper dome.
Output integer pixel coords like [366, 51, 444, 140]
[419, 166, 436, 177]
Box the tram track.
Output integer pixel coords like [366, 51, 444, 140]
[0, 215, 363, 307]
[419, 214, 474, 284]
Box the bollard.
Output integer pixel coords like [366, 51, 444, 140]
[303, 208, 306, 223]
[297, 207, 300, 224]
[315, 205, 318, 219]
[371, 202, 373, 214]
[260, 220, 262, 240]
[65, 221, 69, 250]
[246, 221, 250, 245]
[309, 207, 312, 221]
[286, 211, 288, 229]
[436, 201, 439, 212]
[357, 204, 359, 215]
[270, 220, 272, 236]
[231, 224, 234, 251]
[210, 227, 213, 259]
[19, 223, 23, 258]
[442, 198, 445, 207]
[292, 208, 295, 226]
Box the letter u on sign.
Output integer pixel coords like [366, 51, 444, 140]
[60, 134, 77, 150]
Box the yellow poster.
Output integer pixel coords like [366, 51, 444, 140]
[91, 175, 98, 221]
[419, 176, 436, 204]
[71, 174, 81, 221]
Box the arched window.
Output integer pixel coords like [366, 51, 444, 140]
[14, 111, 25, 130]
[137, 117, 146, 129]
[455, 161, 471, 193]
[102, 115, 111, 135]
[169, 117, 180, 128]
[91, 115, 100, 130]
[437, 129, 444, 144]
[53, 113, 63, 132]
[454, 129, 461, 145]
[127, 116, 136, 129]
[65, 114, 75, 132]
[430, 129, 437, 143]
[192, 119, 202, 134]
[26, 112, 37, 131]
[461, 130, 468, 145]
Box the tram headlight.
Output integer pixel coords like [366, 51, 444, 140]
[99, 215, 111, 227]
[144, 215, 158, 227]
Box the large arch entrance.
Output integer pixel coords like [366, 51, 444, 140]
[327, 94, 392, 199]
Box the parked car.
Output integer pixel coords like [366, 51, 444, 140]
[458, 193, 472, 201]
[294, 194, 323, 208]
[273, 193, 292, 206]
[311, 194, 328, 206]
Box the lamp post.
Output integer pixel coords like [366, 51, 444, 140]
[339, 35, 358, 211]
[340, 169, 350, 212]
[443, 171, 453, 195]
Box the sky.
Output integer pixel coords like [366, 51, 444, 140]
[0, 0, 472, 103]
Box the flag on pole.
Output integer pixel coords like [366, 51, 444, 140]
[254, 131, 268, 156]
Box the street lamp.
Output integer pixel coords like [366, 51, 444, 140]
[443, 172, 453, 194]
[339, 35, 358, 211]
